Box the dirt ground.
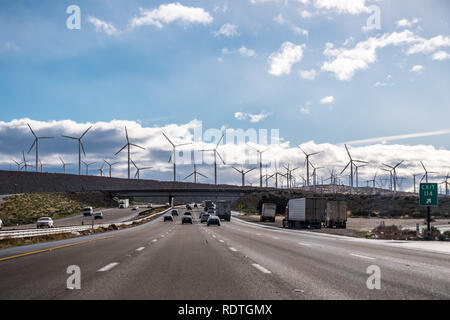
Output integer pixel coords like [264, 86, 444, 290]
[236, 214, 450, 238]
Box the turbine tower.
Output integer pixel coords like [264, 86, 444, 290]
[202, 134, 226, 185]
[382, 160, 404, 195]
[299, 146, 321, 190]
[247, 143, 272, 188]
[162, 132, 191, 182]
[184, 159, 207, 183]
[340, 144, 368, 194]
[232, 166, 256, 187]
[104, 160, 119, 178]
[62, 126, 92, 175]
[27, 123, 54, 173]
[82, 161, 96, 176]
[131, 159, 152, 180]
[116, 127, 145, 179]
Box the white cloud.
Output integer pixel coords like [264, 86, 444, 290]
[129, 3, 213, 29]
[300, 10, 312, 18]
[320, 96, 334, 104]
[274, 13, 308, 36]
[88, 16, 120, 36]
[299, 69, 317, 80]
[234, 112, 270, 123]
[432, 51, 450, 61]
[313, 0, 371, 15]
[396, 18, 419, 28]
[410, 65, 424, 73]
[214, 23, 239, 37]
[300, 107, 310, 114]
[321, 30, 450, 81]
[268, 42, 305, 76]
[222, 46, 255, 57]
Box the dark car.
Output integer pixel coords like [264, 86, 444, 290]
[207, 216, 221, 226]
[186, 204, 192, 210]
[171, 209, 179, 216]
[200, 213, 210, 223]
[207, 207, 215, 214]
[184, 211, 192, 216]
[181, 215, 193, 224]
[194, 203, 198, 208]
[163, 214, 173, 222]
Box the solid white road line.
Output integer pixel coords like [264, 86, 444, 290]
[229, 247, 238, 252]
[298, 242, 312, 246]
[350, 253, 375, 260]
[97, 262, 119, 272]
[252, 263, 272, 274]
[136, 247, 145, 252]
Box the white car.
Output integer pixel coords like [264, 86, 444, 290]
[0, 218, 3, 230]
[132, 206, 139, 211]
[37, 217, 54, 228]
[147, 204, 153, 208]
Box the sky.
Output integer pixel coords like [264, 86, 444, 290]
[0, 0, 450, 191]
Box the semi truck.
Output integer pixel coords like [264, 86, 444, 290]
[260, 203, 276, 222]
[216, 200, 231, 221]
[119, 199, 129, 209]
[324, 201, 347, 229]
[282, 198, 326, 229]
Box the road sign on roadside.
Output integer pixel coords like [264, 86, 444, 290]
[419, 183, 438, 207]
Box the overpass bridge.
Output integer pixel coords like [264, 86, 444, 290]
[0, 170, 265, 204]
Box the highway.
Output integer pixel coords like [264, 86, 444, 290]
[0, 206, 449, 300]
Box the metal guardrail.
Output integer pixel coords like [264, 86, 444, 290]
[0, 209, 169, 240]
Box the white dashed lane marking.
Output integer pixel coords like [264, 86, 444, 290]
[350, 253, 375, 260]
[252, 263, 272, 274]
[97, 262, 119, 272]
[229, 247, 238, 252]
[136, 247, 145, 252]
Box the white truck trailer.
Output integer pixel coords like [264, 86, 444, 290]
[324, 201, 347, 228]
[216, 200, 231, 221]
[282, 198, 326, 229]
[260, 203, 277, 222]
[119, 199, 129, 209]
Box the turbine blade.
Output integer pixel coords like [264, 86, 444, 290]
[27, 123, 37, 138]
[62, 135, 78, 140]
[27, 140, 36, 154]
[115, 144, 127, 155]
[130, 143, 145, 150]
[197, 173, 208, 179]
[215, 133, 225, 149]
[340, 162, 350, 175]
[80, 141, 86, 156]
[162, 132, 174, 147]
[125, 127, 129, 143]
[345, 144, 352, 160]
[80, 126, 92, 139]
[216, 151, 225, 165]
[245, 167, 256, 174]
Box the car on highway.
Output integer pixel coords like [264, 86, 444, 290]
[181, 214, 193, 224]
[200, 213, 210, 223]
[171, 209, 179, 216]
[94, 211, 103, 220]
[132, 206, 139, 211]
[184, 211, 192, 216]
[207, 207, 215, 214]
[147, 204, 153, 208]
[0, 218, 2, 230]
[37, 217, 54, 228]
[83, 207, 93, 217]
[207, 216, 221, 226]
[163, 213, 173, 222]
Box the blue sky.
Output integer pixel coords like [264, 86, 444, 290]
[0, 0, 450, 188]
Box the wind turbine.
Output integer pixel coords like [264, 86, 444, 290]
[104, 160, 119, 178]
[82, 161, 96, 176]
[247, 143, 272, 188]
[116, 127, 145, 179]
[62, 126, 92, 175]
[310, 163, 324, 188]
[27, 123, 54, 172]
[441, 173, 450, 196]
[162, 132, 191, 182]
[201, 134, 226, 185]
[366, 171, 379, 195]
[354, 163, 368, 188]
[39, 160, 44, 173]
[131, 159, 152, 180]
[12, 159, 22, 171]
[184, 159, 207, 183]
[340, 144, 368, 194]
[420, 161, 438, 183]
[96, 163, 105, 177]
[232, 166, 256, 186]
[299, 146, 321, 190]
[21, 151, 35, 172]
[382, 161, 404, 195]
[283, 164, 299, 189]
[59, 156, 72, 174]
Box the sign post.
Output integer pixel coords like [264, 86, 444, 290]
[419, 183, 438, 239]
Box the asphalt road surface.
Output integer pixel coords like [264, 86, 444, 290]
[0, 206, 449, 300]
[2, 206, 154, 230]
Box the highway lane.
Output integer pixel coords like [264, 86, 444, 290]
[0, 207, 449, 299]
[2, 206, 156, 230]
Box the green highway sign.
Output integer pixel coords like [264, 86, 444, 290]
[419, 183, 438, 207]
